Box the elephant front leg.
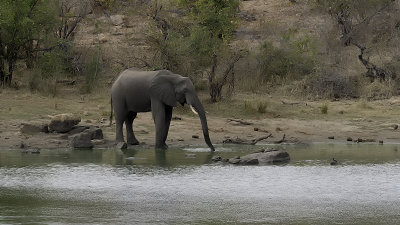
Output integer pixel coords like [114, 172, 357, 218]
[125, 112, 139, 145]
[151, 100, 168, 149]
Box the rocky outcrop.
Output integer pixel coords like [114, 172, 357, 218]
[49, 114, 81, 133]
[212, 148, 290, 165]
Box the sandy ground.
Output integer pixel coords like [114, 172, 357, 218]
[1, 108, 400, 151]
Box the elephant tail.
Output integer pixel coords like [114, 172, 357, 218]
[109, 96, 113, 127]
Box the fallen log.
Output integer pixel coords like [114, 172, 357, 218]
[223, 134, 272, 145]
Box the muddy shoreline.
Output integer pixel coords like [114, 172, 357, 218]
[2, 111, 400, 151]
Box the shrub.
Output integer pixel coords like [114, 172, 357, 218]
[321, 102, 328, 114]
[256, 34, 317, 83]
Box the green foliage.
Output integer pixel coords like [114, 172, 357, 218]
[179, 0, 239, 42]
[321, 102, 328, 114]
[95, 0, 115, 9]
[256, 34, 317, 83]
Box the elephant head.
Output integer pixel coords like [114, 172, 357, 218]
[150, 72, 215, 151]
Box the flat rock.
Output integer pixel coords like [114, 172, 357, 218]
[20, 123, 49, 134]
[49, 114, 81, 133]
[217, 149, 290, 165]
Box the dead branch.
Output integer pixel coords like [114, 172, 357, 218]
[227, 118, 253, 125]
[222, 134, 272, 145]
[281, 100, 301, 105]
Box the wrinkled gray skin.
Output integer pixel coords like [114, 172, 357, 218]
[110, 69, 215, 151]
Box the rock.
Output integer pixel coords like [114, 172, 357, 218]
[67, 126, 89, 136]
[212, 156, 222, 162]
[110, 15, 124, 26]
[240, 150, 290, 164]
[21, 148, 40, 154]
[92, 139, 106, 145]
[83, 126, 104, 140]
[98, 34, 108, 43]
[330, 158, 338, 165]
[228, 158, 241, 164]
[71, 133, 93, 149]
[116, 142, 127, 150]
[224, 149, 290, 165]
[20, 123, 49, 134]
[49, 114, 81, 133]
[192, 135, 199, 139]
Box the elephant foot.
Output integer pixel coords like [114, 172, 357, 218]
[155, 143, 168, 150]
[127, 139, 140, 145]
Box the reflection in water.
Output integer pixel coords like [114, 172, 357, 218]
[0, 143, 400, 224]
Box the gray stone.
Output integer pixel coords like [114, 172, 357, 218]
[212, 156, 222, 162]
[239, 150, 290, 164]
[71, 133, 93, 149]
[229, 158, 241, 164]
[110, 15, 124, 26]
[20, 123, 49, 134]
[83, 126, 103, 140]
[49, 114, 81, 133]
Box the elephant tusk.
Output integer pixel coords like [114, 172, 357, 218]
[189, 105, 198, 115]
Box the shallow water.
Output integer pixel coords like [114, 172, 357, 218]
[1, 143, 400, 224]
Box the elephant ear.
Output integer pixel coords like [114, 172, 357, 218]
[150, 73, 177, 107]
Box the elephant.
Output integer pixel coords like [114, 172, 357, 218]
[110, 69, 215, 151]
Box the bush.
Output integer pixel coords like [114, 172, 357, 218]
[359, 79, 397, 100]
[256, 34, 317, 83]
[320, 102, 328, 114]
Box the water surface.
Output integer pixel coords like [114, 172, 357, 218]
[1, 143, 399, 224]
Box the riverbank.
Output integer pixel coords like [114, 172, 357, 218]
[1, 88, 400, 150]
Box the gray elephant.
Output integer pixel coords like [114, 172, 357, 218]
[110, 69, 215, 151]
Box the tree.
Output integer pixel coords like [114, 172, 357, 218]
[146, 0, 244, 102]
[0, 0, 58, 86]
[179, 0, 244, 102]
[313, 0, 398, 81]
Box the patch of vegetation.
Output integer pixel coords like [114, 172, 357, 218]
[320, 102, 328, 114]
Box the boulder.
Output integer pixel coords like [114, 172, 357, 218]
[213, 149, 290, 165]
[238, 149, 290, 164]
[49, 114, 81, 133]
[20, 123, 49, 134]
[83, 126, 103, 140]
[71, 133, 93, 149]
[110, 15, 124, 26]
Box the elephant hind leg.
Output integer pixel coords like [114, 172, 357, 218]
[126, 111, 139, 145]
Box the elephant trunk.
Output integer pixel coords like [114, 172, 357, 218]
[187, 94, 215, 151]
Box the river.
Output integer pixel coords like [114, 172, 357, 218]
[1, 143, 399, 224]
